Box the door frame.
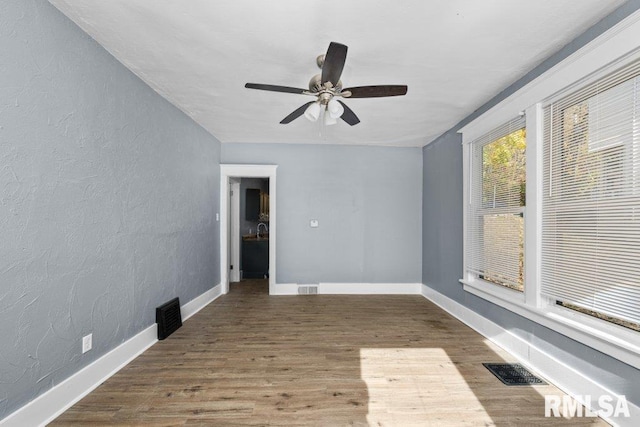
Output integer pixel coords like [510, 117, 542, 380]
[229, 178, 241, 283]
[220, 164, 277, 294]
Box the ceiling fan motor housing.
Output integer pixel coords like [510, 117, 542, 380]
[318, 92, 332, 105]
[309, 74, 322, 91]
[309, 74, 342, 93]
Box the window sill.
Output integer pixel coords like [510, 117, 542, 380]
[460, 277, 525, 305]
[460, 278, 640, 370]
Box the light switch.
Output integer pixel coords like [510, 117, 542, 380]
[310, 219, 319, 228]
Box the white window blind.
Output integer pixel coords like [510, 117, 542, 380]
[467, 116, 526, 291]
[542, 59, 640, 326]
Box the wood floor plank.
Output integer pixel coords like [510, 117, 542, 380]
[51, 280, 608, 426]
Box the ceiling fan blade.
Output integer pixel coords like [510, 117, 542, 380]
[321, 42, 348, 86]
[342, 85, 408, 98]
[245, 83, 306, 94]
[337, 101, 360, 126]
[280, 101, 315, 124]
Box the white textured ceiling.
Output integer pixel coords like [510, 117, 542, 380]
[49, 0, 625, 147]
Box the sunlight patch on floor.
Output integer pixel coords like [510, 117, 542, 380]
[360, 348, 493, 426]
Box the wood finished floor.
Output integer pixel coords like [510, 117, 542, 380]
[51, 280, 607, 426]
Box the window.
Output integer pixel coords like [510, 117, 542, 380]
[460, 18, 640, 369]
[467, 117, 526, 292]
[542, 61, 640, 330]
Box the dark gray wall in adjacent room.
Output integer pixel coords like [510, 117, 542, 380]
[0, 0, 221, 419]
[239, 178, 269, 271]
[240, 178, 269, 236]
[422, 0, 640, 408]
[222, 143, 422, 285]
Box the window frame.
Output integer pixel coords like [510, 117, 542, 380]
[471, 124, 527, 293]
[541, 75, 640, 326]
[464, 119, 528, 299]
[459, 11, 640, 369]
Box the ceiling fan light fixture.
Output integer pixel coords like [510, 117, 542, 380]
[304, 102, 321, 122]
[327, 98, 344, 119]
[324, 109, 338, 126]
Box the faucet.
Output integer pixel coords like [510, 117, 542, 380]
[256, 223, 268, 239]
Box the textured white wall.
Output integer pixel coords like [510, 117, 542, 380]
[0, 0, 221, 419]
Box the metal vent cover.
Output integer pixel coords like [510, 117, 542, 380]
[483, 363, 547, 386]
[298, 285, 318, 295]
[156, 297, 182, 340]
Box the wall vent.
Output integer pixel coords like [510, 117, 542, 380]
[298, 285, 318, 295]
[483, 363, 547, 386]
[156, 297, 182, 340]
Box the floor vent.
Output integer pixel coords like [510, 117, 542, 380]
[156, 297, 182, 340]
[298, 285, 318, 295]
[483, 363, 547, 386]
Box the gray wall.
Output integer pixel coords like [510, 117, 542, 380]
[422, 1, 640, 408]
[222, 143, 422, 284]
[0, 0, 221, 419]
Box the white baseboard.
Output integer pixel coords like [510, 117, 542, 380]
[271, 283, 300, 295]
[1, 283, 222, 427]
[320, 282, 422, 294]
[181, 283, 223, 321]
[272, 282, 422, 295]
[421, 284, 639, 427]
[0, 325, 158, 427]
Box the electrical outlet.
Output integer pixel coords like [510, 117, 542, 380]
[82, 334, 92, 354]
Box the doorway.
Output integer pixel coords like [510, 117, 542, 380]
[238, 178, 270, 280]
[220, 165, 277, 295]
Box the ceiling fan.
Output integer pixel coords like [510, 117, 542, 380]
[245, 42, 408, 126]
